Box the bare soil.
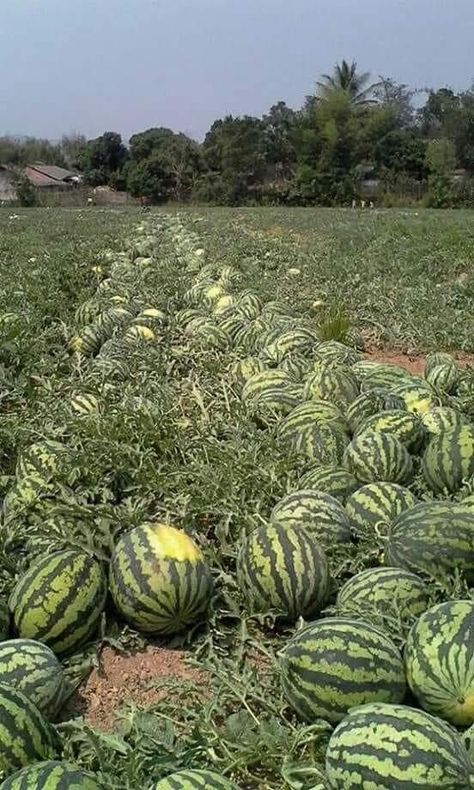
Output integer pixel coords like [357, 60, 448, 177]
[71, 646, 206, 731]
[365, 350, 474, 376]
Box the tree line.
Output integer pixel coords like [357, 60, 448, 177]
[3, 61, 474, 207]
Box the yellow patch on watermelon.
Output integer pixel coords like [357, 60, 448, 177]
[144, 523, 202, 562]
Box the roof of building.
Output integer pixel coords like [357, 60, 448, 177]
[28, 164, 81, 181]
[25, 166, 65, 187]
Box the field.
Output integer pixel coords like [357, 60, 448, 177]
[0, 206, 474, 789]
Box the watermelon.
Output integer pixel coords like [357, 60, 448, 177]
[385, 501, 474, 583]
[109, 523, 213, 635]
[0, 761, 101, 789]
[246, 386, 301, 425]
[154, 769, 240, 789]
[346, 389, 406, 433]
[356, 363, 416, 391]
[0, 601, 8, 640]
[0, 684, 59, 777]
[325, 702, 473, 790]
[280, 353, 312, 381]
[314, 341, 360, 366]
[423, 424, 474, 493]
[303, 362, 359, 407]
[426, 363, 459, 393]
[9, 550, 107, 656]
[405, 600, 474, 726]
[345, 482, 417, 539]
[280, 618, 406, 723]
[237, 524, 329, 621]
[16, 441, 69, 484]
[93, 356, 130, 381]
[299, 466, 360, 503]
[70, 393, 100, 415]
[278, 400, 348, 443]
[260, 328, 318, 364]
[69, 324, 104, 356]
[391, 381, 438, 414]
[271, 490, 352, 546]
[337, 567, 430, 623]
[241, 370, 290, 402]
[355, 409, 425, 452]
[343, 430, 414, 485]
[421, 406, 469, 437]
[285, 422, 349, 464]
[425, 352, 456, 376]
[231, 357, 265, 388]
[192, 322, 231, 350]
[0, 639, 66, 719]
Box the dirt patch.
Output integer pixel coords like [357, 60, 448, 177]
[364, 350, 474, 376]
[71, 646, 207, 731]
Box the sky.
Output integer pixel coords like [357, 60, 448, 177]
[1, 0, 473, 142]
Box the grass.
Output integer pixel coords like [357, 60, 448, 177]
[0, 206, 473, 788]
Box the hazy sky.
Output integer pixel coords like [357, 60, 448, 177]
[1, 0, 473, 142]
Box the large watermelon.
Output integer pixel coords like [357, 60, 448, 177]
[314, 341, 361, 366]
[345, 482, 417, 539]
[325, 702, 473, 790]
[109, 523, 213, 635]
[0, 639, 66, 719]
[9, 551, 107, 656]
[303, 362, 359, 407]
[355, 409, 425, 452]
[271, 490, 352, 546]
[421, 406, 469, 437]
[386, 501, 474, 583]
[277, 400, 348, 443]
[154, 770, 240, 789]
[346, 389, 406, 433]
[0, 684, 59, 777]
[0, 761, 100, 789]
[299, 465, 360, 503]
[405, 600, 474, 726]
[280, 617, 406, 723]
[343, 430, 414, 485]
[236, 523, 329, 621]
[423, 424, 474, 493]
[337, 567, 430, 623]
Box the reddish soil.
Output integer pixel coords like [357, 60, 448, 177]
[364, 350, 474, 376]
[72, 646, 206, 731]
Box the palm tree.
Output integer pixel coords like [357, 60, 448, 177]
[316, 60, 379, 105]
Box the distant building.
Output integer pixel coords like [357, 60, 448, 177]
[25, 164, 83, 189]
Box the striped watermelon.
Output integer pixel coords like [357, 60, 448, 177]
[280, 353, 312, 381]
[314, 341, 361, 366]
[70, 393, 100, 415]
[345, 482, 417, 539]
[192, 322, 231, 350]
[236, 524, 329, 621]
[405, 600, 474, 726]
[385, 501, 474, 583]
[356, 363, 416, 391]
[154, 770, 240, 788]
[299, 466, 359, 503]
[260, 328, 318, 364]
[278, 400, 348, 443]
[425, 352, 456, 376]
[9, 550, 107, 656]
[346, 389, 406, 433]
[391, 381, 438, 414]
[241, 370, 290, 402]
[337, 567, 430, 623]
[109, 523, 213, 635]
[0, 684, 59, 777]
[325, 702, 473, 790]
[421, 406, 469, 437]
[0, 639, 66, 719]
[69, 324, 104, 356]
[16, 441, 69, 484]
[93, 356, 130, 380]
[343, 430, 414, 485]
[0, 761, 101, 789]
[271, 490, 352, 545]
[0, 601, 8, 640]
[247, 386, 301, 425]
[426, 363, 459, 394]
[303, 362, 359, 407]
[355, 409, 425, 452]
[280, 618, 406, 723]
[423, 425, 474, 493]
[231, 357, 265, 388]
[285, 422, 349, 464]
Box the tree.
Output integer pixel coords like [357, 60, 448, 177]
[61, 134, 87, 170]
[127, 127, 201, 202]
[374, 77, 417, 128]
[262, 102, 298, 179]
[316, 60, 379, 106]
[79, 132, 128, 187]
[425, 138, 457, 207]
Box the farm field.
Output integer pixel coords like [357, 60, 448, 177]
[0, 207, 473, 789]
